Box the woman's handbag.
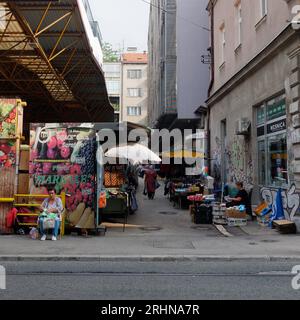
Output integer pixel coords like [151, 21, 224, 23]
[42, 218, 56, 230]
[155, 181, 161, 190]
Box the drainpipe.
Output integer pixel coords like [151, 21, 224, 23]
[206, 1, 214, 176]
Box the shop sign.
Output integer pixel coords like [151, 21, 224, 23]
[267, 119, 286, 134]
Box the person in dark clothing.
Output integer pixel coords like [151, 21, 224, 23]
[226, 182, 253, 220]
[144, 166, 157, 200]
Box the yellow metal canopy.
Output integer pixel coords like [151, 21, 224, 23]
[0, 0, 113, 122]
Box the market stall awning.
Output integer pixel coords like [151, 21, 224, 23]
[0, 0, 113, 123]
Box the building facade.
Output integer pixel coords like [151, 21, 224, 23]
[103, 62, 121, 122]
[148, 0, 209, 130]
[120, 53, 148, 125]
[207, 0, 300, 223]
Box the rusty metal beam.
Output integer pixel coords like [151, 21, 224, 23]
[49, 12, 73, 60]
[49, 39, 79, 62]
[0, 13, 13, 43]
[34, 1, 51, 35]
[61, 46, 77, 76]
[35, 11, 72, 37]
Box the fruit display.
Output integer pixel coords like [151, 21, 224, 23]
[0, 103, 16, 139]
[77, 140, 96, 175]
[0, 141, 16, 168]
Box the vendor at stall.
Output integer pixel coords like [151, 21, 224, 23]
[225, 182, 253, 220]
[39, 188, 63, 241]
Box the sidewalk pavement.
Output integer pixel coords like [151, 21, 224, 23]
[1, 181, 300, 262]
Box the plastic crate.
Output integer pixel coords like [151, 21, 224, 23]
[226, 217, 247, 227]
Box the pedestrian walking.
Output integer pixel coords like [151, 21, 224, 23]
[144, 165, 157, 200]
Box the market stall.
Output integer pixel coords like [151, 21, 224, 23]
[99, 164, 131, 230]
[0, 98, 26, 234]
[29, 123, 97, 234]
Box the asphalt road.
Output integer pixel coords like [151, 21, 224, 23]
[1, 260, 300, 300]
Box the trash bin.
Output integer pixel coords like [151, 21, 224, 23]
[195, 205, 213, 224]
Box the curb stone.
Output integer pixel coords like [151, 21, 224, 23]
[1, 255, 300, 262]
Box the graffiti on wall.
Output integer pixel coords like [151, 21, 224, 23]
[212, 137, 221, 185]
[226, 136, 253, 189]
[260, 184, 300, 219]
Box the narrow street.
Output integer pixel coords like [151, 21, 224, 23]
[1, 181, 300, 300]
[0, 0, 300, 304]
[104, 178, 222, 238]
[1, 260, 300, 300]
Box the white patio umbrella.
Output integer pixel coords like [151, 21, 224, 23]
[105, 143, 161, 164]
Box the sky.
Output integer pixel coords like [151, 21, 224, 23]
[89, 0, 150, 53]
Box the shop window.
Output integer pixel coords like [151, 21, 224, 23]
[256, 104, 265, 126]
[267, 134, 288, 187]
[258, 140, 265, 185]
[256, 94, 288, 188]
[266, 95, 286, 121]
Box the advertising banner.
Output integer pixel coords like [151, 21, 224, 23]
[29, 123, 96, 230]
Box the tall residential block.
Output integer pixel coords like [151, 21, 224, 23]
[148, 0, 209, 130]
[120, 52, 148, 125]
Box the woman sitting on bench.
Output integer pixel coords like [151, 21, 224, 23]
[39, 188, 63, 241]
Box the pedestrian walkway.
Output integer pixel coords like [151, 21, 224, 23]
[0, 180, 299, 261]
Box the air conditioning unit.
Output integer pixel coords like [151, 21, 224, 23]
[235, 118, 251, 135]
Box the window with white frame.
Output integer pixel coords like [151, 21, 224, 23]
[127, 88, 142, 97]
[127, 106, 141, 116]
[220, 24, 226, 66]
[127, 69, 142, 79]
[103, 64, 121, 78]
[106, 80, 120, 95]
[235, 1, 242, 48]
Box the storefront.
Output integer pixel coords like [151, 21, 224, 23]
[256, 94, 288, 189]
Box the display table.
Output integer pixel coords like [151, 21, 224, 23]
[173, 189, 200, 209]
[187, 195, 214, 224]
[100, 188, 129, 231]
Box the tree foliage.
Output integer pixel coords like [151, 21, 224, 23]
[102, 42, 119, 62]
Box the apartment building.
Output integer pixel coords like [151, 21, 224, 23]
[120, 52, 148, 125]
[207, 0, 300, 223]
[103, 62, 121, 122]
[148, 0, 209, 130]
